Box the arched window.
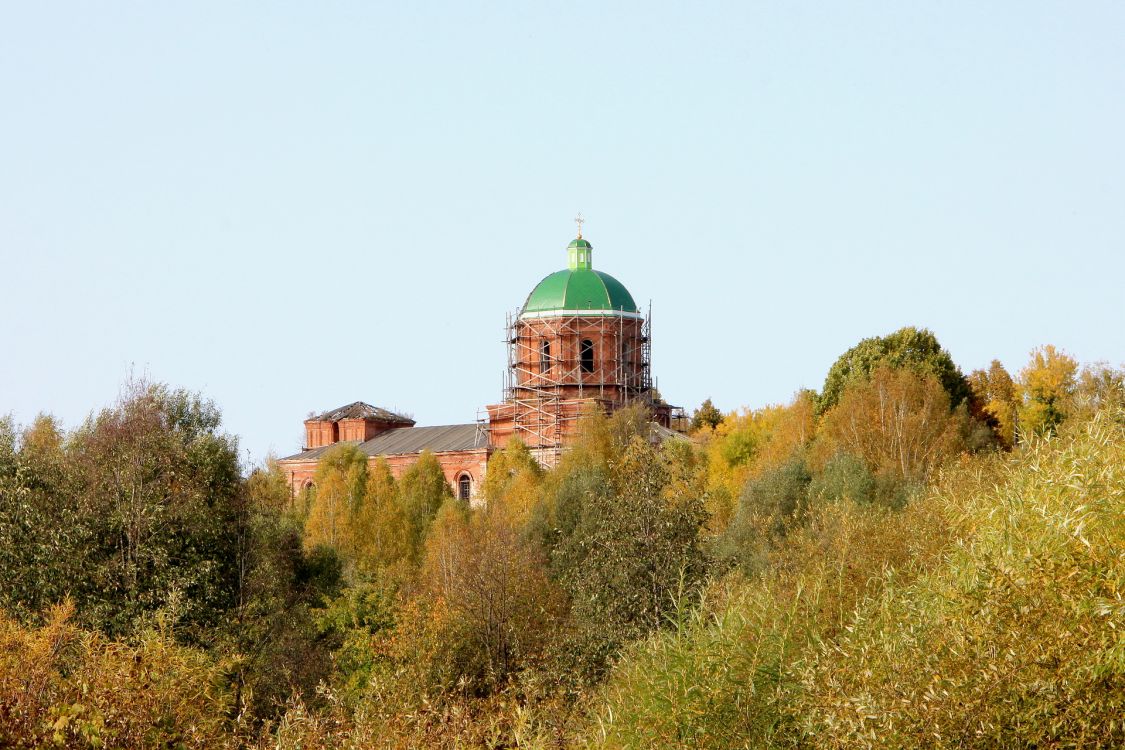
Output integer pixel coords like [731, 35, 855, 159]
[457, 473, 472, 501]
[540, 340, 551, 374]
[580, 338, 595, 373]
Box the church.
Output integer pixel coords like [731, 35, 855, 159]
[278, 227, 681, 501]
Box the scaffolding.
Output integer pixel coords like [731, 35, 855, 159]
[480, 305, 664, 466]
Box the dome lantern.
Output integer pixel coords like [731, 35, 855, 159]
[567, 237, 593, 271]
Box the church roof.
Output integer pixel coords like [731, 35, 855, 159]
[306, 401, 414, 425]
[280, 423, 484, 462]
[520, 237, 640, 319]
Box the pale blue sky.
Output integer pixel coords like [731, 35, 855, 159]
[2, 1, 1122, 462]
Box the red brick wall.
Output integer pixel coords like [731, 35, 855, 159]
[305, 417, 413, 448]
[304, 421, 339, 449]
[512, 316, 646, 400]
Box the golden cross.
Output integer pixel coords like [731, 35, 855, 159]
[574, 212, 585, 239]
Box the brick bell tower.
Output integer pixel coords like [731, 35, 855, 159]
[485, 224, 671, 465]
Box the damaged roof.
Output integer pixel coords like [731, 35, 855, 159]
[306, 401, 414, 425]
[280, 423, 485, 462]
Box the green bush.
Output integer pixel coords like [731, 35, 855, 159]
[793, 410, 1125, 748]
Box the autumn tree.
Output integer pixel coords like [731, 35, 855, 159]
[305, 443, 368, 553]
[818, 326, 971, 415]
[818, 365, 969, 484]
[691, 398, 724, 432]
[700, 392, 816, 533]
[421, 497, 564, 688]
[968, 360, 1018, 448]
[479, 437, 543, 525]
[351, 457, 410, 574]
[1018, 345, 1079, 438]
[398, 450, 454, 563]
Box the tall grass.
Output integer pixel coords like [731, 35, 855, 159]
[793, 411, 1125, 748]
[569, 409, 1124, 749]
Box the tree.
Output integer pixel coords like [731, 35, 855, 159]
[479, 437, 543, 526]
[305, 444, 367, 553]
[691, 399, 724, 432]
[0, 414, 87, 620]
[551, 437, 709, 675]
[718, 453, 812, 571]
[818, 326, 971, 415]
[63, 380, 244, 638]
[421, 498, 563, 688]
[351, 458, 410, 573]
[1018, 345, 1078, 438]
[223, 460, 341, 725]
[701, 392, 816, 533]
[398, 450, 454, 564]
[818, 365, 969, 484]
[968, 360, 1018, 448]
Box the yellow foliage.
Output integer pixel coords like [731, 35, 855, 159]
[817, 365, 967, 482]
[352, 457, 411, 573]
[305, 443, 368, 553]
[701, 392, 816, 532]
[969, 360, 1018, 448]
[1018, 344, 1079, 438]
[793, 409, 1125, 747]
[0, 601, 233, 749]
[480, 438, 544, 527]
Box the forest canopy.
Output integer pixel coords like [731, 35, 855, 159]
[1, 331, 1122, 749]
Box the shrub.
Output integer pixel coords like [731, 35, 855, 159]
[793, 410, 1125, 748]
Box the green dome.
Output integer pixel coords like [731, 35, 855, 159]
[520, 237, 640, 319]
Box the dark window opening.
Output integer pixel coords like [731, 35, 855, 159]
[580, 339, 595, 373]
[458, 474, 472, 501]
[540, 341, 551, 374]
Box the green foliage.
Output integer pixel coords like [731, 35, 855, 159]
[218, 485, 341, 726]
[398, 450, 454, 563]
[690, 398, 724, 431]
[718, 453, 811, 571]
[315, 583, 398, 703]
[0, 415, 87, 621]
[818, 326, 971, 415]
[551, 436, 710, 679]
[0, 381, 245, 640]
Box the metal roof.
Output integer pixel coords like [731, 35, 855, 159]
[361, 423, 484, 455]
[280, 423, 484, 462]
[520, 236, 639, 319]
[307, 401, 414, 424]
